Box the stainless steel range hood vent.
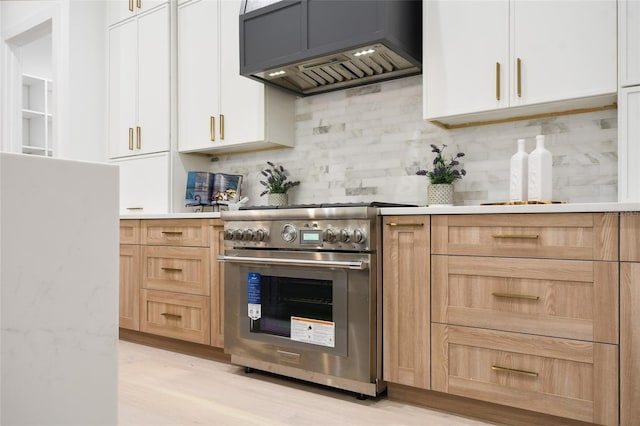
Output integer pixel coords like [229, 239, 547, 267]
[239, 1, 422, 96]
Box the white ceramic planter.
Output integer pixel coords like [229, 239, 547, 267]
[268, 193, 288, 206]
[427, 183, 454, 206]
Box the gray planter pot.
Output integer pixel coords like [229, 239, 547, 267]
[268, 193, 288, 206]
[427, 184, 454, 206]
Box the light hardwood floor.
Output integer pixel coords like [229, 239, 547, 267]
[119, 340, 495, 425]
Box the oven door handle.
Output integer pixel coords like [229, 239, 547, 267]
[217, 255, 369, 271]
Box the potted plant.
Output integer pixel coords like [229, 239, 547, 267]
[416, 144, 466, 206]
[259, 161, 300, 206]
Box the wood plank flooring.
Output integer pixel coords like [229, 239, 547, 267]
[119, 340, 494, 425]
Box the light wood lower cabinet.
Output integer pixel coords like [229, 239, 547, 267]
[432, 324, 618, 425]
[142, 245, 210, 295]
[210, 221, 225, 348]
[382, 216, 430, 389]
[119, 244, 141, 331]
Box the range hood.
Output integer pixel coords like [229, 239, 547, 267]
[239, 0, 422, 96]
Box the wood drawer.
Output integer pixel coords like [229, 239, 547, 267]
[621, 212, 640, 262]
[432, 324, 618, 425]
[120, 219, 140, 244]
[142, 246, 210, 296]
[432, 255, 618, 344]
[141, 219, 209, 246]
[431, 213, 618, 260]
[140, 289, 210, 345]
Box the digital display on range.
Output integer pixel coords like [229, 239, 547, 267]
[300, 230, 321, 244]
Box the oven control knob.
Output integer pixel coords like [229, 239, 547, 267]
[281, 224, 297, 243]
[256, 228, 268, 242]
[224, 229, 236, 240]
[323, 228, 339, 243]
[353, 229, 367, 244]
[242, 229, 255, 241]
[340, 229, 351, 243]
[233, 229, 244, 241]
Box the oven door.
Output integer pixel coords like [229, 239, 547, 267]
[219, 248, 376, 390]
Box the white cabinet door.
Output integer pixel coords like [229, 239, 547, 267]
[423, 0, 509, 119]
[512, 0, 616, 107]
[137, 4, 171, 155]
[177, 0, 220, 152]
[113, 152, 170, 214]
[108, 19, 137, 159]
[618, 87, 640, 202]
[620, 0, 640, 87]
[219, 0, 265, 145]
[109, 0, 168, 26]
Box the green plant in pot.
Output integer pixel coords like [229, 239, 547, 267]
[259, 161, 300, 206]
[416, 144, 466, 206]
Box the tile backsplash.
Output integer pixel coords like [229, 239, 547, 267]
[209, 75, 618, 206]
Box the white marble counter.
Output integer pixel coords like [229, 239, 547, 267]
[120, 212, 221, 219]
[380, 202, 640, 215]
[0, 153, 118, 425]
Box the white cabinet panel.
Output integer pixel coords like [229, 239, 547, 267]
[619, 87, 640, 202]
[113, 152, 170, 214]
[620, 0, 640, 87]
[109, 0, 167, 26]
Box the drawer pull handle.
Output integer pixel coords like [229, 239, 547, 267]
[386, 222, 424, 227]
[161, 267, 183, 272]
[492, 234, 539, 239]
[125, 207, 144, 211]
[491, 365, 538, 378]
[161, 231, 183, 235]
[161, 313, 182, 320]
[492, 292, 540, 301]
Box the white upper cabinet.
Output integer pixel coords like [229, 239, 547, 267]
[177, 0, 295, 154]
[112, 152, 170, 214]
[620, 0, 640, 87]
[424, 0, 617, 125]
[108, 4, 170, 159]
[109, 0, 168, 26]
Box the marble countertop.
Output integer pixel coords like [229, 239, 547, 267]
[380, 202, 640, 215]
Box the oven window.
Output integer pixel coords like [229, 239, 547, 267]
[251, 275, 332, 338]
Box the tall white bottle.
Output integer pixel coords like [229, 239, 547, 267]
[509, 139, 528, 201]
[528, 134, 552, 201]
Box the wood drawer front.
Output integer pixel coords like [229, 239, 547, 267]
[431, 213, 618, 261]
[142, 246, 210, 296]
[140, 289, 210, 345]
[120, 219, 140, 244]
[141, 219, 209, 246]
[432, 324, 618, 425]
[432, 256, 618, 344]
[621, 213, 640, 261]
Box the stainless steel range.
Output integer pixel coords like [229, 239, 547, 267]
[218, 202, 404, 398]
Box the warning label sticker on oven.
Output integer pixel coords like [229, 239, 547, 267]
[247, 273, 261, 320]
[290, 316, 335, 348]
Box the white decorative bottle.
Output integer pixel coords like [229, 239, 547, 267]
[509, 139, 528, 202]
[527, 134, 552, 201]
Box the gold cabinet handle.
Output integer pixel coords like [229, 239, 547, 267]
[137, 0, 141, 9]
[492, 234, 538, 239]
[129, 0, 134, 12]
[161, 313, 182, 320]
[161, 267, 183, 272]
[492, 292, 540, 301]
[136, 126, 141, 149]
[491, 365, 538, 378]
[495, 62, 501, 101]
[125, 207, 144, 211]
[210, 116, 215, 141]
[386, 222, 424, 227]
[516, 57, 522, 98]
[161, 231, 183, 235]
[220, 114, 225, 140]
[128, 128, 134, 150]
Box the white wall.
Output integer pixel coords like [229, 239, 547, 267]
[207, 76, 618, 207]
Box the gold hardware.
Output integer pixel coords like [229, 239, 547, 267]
[161, 313, 182, 320]
[220, 114, 225, 140]
[129, 0, 133, 12]
[137, 0, 141, 8]
[491, 365, 538, 377]
[125, 207, 144, 211]
[496, 62, 500, 101]
[210, 116, 215, 141]
[136, 126, 141, 149]
[492, 234, 539, 239]
[161, 267, 183, 272]
[161, 231, 183, 235]
[128, 128, 134, 150]
[516, 57, 522, 98]
[386, 222, 425, 227]
[492, 292, 540, 301]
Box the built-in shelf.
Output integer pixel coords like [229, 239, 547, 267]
[21, 74, 53, 157]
